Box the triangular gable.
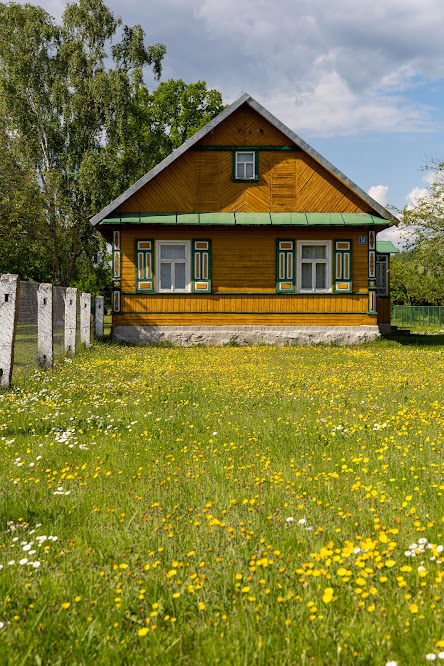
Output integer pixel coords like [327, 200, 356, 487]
[90, 93, 397, 226]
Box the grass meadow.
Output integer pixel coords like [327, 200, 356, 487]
[1, 339, 444, 665]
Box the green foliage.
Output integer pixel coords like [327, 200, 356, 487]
[0, 1, 225, 289]
[0, 120, 51, 279]
[0, 0, 166, 285]
[399, 164, 444, 304]
[391, 250, 444, 305]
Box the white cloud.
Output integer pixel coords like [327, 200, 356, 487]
[195, 0, 444, 135]
[406, 186, 429, 206]
[368, 185, 389, 207]
[377, 225, 407, 249]
[13, 0, 444, 137]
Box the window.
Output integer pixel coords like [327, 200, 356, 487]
[233, 151, 259, 182]
[156, 241, 191, 292]
[297, 241, 331, 293]
[376, 254, 388, 296]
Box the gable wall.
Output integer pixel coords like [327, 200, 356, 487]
[115, 105, 375, 216]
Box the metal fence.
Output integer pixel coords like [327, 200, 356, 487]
[0, 274, 105, 386]
[391, 305, 444, 329]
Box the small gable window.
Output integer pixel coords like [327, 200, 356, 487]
[233, 151, 259, 182]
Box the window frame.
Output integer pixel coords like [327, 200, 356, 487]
[155, 240, 192, 293]
[296, 240, 332, 294]
[232, 150, 259, 183]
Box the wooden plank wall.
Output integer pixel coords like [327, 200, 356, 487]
[115, 224, 376, 326]
[115, 104, 375, 216]
[377, 297, 391, 324]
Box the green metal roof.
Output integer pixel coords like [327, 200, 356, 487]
[100, 212, 390, 227]
[376, 240, 399, 254]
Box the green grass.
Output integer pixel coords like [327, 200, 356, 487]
[1, 340, 444, 664]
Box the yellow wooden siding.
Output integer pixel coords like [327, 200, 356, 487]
[114, 312, 376, 326]
[196, 104, 290, 146]
[121, 225, 369, 293]
[115, 105, 377, 215]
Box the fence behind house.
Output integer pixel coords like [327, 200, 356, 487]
[391, 305, 444, 329]
[0, 274, 105, 387]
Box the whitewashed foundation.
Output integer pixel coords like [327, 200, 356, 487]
[112, 325, 381, 347]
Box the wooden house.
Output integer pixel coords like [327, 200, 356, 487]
[90, 93, 398, 345]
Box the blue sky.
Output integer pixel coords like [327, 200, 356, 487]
[19, 0, 444, 246]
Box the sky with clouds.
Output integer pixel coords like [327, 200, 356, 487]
[16, 0, 444, 246]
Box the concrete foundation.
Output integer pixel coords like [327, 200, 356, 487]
[112, 325, 381, 347]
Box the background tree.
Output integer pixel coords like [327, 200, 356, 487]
[0, 119, 50, 279]
[390, 249, 444, 306]
[399, 161, 444, 304]
[0, 0, 165, 286]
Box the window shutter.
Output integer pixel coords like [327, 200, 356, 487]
[192, 240, 211, 293]
[112, 230, 121, 312]
[333, 240, 352, 293]
[276, 240, 295, 293]
[136, 240, 154, 292]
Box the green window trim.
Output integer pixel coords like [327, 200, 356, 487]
[276, 239, 295, 293]
[232, 150, 259, 183]
[333, 239, 353, 294]
[135, 239, 154, 293]
[192, 239, 212, 293]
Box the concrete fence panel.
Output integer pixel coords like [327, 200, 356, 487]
[64, 287, 77, 354]
[37, 283, 53, 368]
[0, 274, 20, 387]
[80, 292, 91, 348]
[95, 295, 104, 338]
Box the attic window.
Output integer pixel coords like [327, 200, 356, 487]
[233, 151, 259, 182]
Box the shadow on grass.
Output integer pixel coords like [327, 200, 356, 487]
[383, 333, 444, 346]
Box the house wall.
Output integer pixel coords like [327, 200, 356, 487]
[115, 105, 374, 216]
[113, 224, 377, 328]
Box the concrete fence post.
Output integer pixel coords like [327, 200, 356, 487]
[80, 292, 91, 348]
[0, 274, 20, 387]
[95, 295, 104, 338]
[64, 287, 77, 354]
[37, 283, 53, 368]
